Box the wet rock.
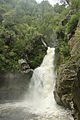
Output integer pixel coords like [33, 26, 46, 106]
[54, 64, 77, 108]
[54, 21, 80, 119]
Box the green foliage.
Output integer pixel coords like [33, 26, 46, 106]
[60, 41, 70, 57]
[0, 0, 79, 72]
[70, 0, 80, 9]
[66, 14, 79, 34]
[61, 0, 80, 9]
[54, 0, 80, 69]
[53, 3, 66, 14]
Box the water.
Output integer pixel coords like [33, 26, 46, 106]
[0, 47, 73, 120]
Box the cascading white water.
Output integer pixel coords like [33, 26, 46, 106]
[0, 47, 74, 120]
[29, 47, 55, 99]
[24, 47, 73, 119]
[26, 47, 56, 114]
[28, 47, 55, 106]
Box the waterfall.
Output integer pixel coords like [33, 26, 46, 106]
[27, 47, 56, 113]
[29, 47, 55, 99]
[0, 47, 73, 120]
[25, 47, 73, 119]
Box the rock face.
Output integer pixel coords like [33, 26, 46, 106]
[73, 67, 80, 119]
[0, 71, 33, 101]
[54, 21, 80, 119]
[54, 64, 77, 108]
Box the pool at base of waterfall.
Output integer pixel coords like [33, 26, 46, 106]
[0, 101, 73, 120]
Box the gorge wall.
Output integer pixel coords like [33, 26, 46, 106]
[54, 19, 80, 119]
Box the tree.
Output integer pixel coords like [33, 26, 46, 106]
[60, 0, 80, 9]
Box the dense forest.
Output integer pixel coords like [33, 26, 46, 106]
[0, 0, 80, 119]
[0, 0, 80, 72]
[0, 0, 55, 72]
[0, 0, 73, 72]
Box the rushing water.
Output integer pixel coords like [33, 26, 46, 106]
[0, 47, 73, 120]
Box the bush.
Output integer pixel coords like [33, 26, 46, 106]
[66, 14, 79, 34]
[60, 42, 70, 57]
[71, 0, 80, 10]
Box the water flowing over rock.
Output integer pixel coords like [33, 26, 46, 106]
[0, 47, 73, 120]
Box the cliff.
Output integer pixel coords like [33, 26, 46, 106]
[54, 18, 80, 119]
